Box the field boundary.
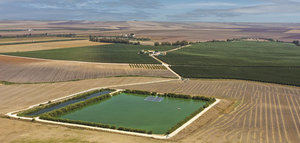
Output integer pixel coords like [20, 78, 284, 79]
[5, 78, 178, 118]
[5, 80, 221, 139]
[0, 54, 161, 66]
[7, 96, 220, 139]
[164, 45, 191, 53]
[150, 55, 182, 80]
[0, 38, 85, 46]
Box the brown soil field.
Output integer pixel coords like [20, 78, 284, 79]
[0, 40, 108, 53]
[285, 30, 300, 34]
[119, 79, 300, 143]
[0, 77, 171, 114]
[1, 21, 300, 42]
[0, 78, 299, 143]
[0, 55, 176, 83]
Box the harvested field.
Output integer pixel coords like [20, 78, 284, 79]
[0, 77, 171, 114]
[118, 79, 300, 143]
[0, 37, 79, 44]
[0, 55, 176, 83]
[0, 40, 108, 52]
[0, 118, 161, 143]
[0, 77, 225, 143]
[0, 78, 299, 143]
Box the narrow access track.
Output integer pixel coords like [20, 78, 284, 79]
[149, 44, 191, 80]
[164, 44, 191, 53]
[150, 55, 182, 80]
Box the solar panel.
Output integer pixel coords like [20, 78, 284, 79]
[144, 96, 164, 102]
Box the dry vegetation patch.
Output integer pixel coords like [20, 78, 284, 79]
[0, 40, 109, 53]
[0, 55, 176, 83]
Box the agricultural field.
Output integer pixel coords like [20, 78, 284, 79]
[0, 77, 171, 114]
[0, 77, 299, 143]
[56, 92, 205, 134]
[158, 41, 300, 86]
[19, 89, 214, 136]
[0, 40, 108, 53]
[119, 79, 300, 143]
[2, 44, 176, 64]
[1, 21, 300, 42]
[0, 37, 80, 44]
[0, 55, 176, 83]
[0, 38, 84, 46]
[0, 21, 299, 143]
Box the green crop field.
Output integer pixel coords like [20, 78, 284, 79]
[159, 41, 300, 86]
[2, 44, 175, 64]
[58, 93, 206, 134]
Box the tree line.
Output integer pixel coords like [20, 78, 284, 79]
[45, 93, 111, 117]
[166, 106, 205, 134]
[164, 95, 215, 134]
[18, 88, 114, 117]
[124, 89, 216, 103]
[293, 40, 300, 46]
[0, 33, 77, 39]
[35, 89, 216, 135]
[37, 89, 154, 135]
[40, 115, 153, 134]
[154, 40, 190, 46]
[89, 36, 141, 45]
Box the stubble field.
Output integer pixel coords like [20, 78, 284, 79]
[0, 40, 109, 53]
[0, 55, 176, 83]
[119, 79, 300, 143]
[0, 78, 299, 143]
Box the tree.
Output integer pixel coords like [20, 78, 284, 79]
[293, 40, 299, 46]
[154, 42, 160, 46]
[161, 42, 171, 46]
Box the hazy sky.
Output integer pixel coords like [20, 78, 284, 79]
[0, 0, 299, 22]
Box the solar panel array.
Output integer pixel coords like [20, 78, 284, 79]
[144, 96, 164, 102]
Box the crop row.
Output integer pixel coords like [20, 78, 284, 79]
[129, 64, 167, 70]
[123, 89, 215, 103]
[43, 93, 111, 117]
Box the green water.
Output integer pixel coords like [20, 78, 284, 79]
[59, 93, 205, 134]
